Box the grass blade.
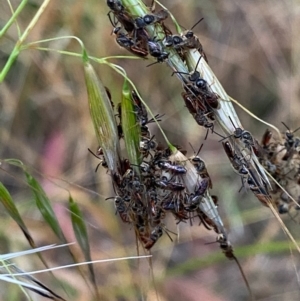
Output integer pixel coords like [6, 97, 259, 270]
[0, 182, 35, 247]
[25, 172, 65, 242]
[69, 196, 99, 298]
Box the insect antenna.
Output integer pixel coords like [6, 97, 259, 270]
[193, 54, 203, 71]
[282, 121, 300, 134]
[147, 113, 165, 124]
[212, 130, 231, 142]
[196, 143, 204, 156]
[190, 17, 204, 31]
[146, 60, 162, 68]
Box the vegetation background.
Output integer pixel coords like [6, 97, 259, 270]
[0, 0, 300, 300]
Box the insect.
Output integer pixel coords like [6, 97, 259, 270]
[131, 90, 148, 126]
[106, 196, 131, 223]
[175, 57, 220, 109]
[247, 168, 272, 207]
[107, 0, 135, 34]
[128, 176, 145, 194]
[144, 226, 163, 250]
[164, 18, 208, 62]
[185, 178, 210, 212]
[140, 136, 158, 158]
[156, 160, 187, 174]
[107, 0, 123, 12]
[194, 79, 220, 109]
[135, 216, 150, 246]
[151, 207, 166, 227]
[261, 129, 273, 149]
[133, 9, 169, 29]
[131, 200, 146, 216]
[113, 27, 148, 57]
[147, 38, 169, 63]
[227, 117, 255, 150]
[189, 144, 212, 188]
[181, 91, 215, 130]
[222, 141, 249, 176]
[281, 122, 300, 161]
[155, 176, 186, 191]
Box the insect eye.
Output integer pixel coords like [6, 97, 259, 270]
[135, 17, 144, 28]
[164, 36, 173, 46]
[185, 31, 194, 38]
[173, 36, 183, 44]
[144, 14, 155, 24]
[243, 131, 253, 141]
[196, 79, 206, 89]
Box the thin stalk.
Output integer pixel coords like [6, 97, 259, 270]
[0, 0, 28, 38]
[0, 0, 51, 82]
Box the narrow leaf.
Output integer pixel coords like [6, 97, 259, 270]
[69, 196, 90, 260]
[69, 196, 98, 296]
[25, 172, 64, 241]
[0, 182, 35, 247]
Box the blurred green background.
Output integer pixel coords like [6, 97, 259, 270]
[1, 0, 300, 300]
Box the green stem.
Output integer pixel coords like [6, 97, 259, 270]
[0, 0, 28, 39]
[0, 0, 51, 82]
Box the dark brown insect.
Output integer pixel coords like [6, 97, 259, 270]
[228, 117, 255, 150]
[189, 144, 212, 188]
[107, 0, 135, 33]
[156, 160, 187, 174]
[113, 27, 148, 57]
[281, 122, 300, 161]
[185, 178, 210, 212]
[261, 129, 273, 148]
[155, 177, 185, 191]
[222, 141, 249, 176]
[181, 91, 214, 129]
[144, 226, 163, 250]
[164, 18, 208, 62]
[147, 38, 169, 63]
[106, 196, 131, 223]
[134, 9, 169, 29]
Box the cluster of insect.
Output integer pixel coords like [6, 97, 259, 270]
[102, 0, 300, 246]
[106, 0, 275, 208]
[257, 124, 300, 217]
[91, 87, 234, 255]
[107, 0, 217, 131]
[90, 1, 300, 297]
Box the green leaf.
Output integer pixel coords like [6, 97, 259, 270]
[69, 196, 98, 298]
[25, 172, 64, 241]
[0, 182, 35, 247]
[69, 196, 91, 261]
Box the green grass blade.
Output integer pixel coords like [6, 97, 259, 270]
[0, 182, 35, 247]
[69, 196, 98, 298]
[25, 172, 64, 242]
[121, 81, 142, 172]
